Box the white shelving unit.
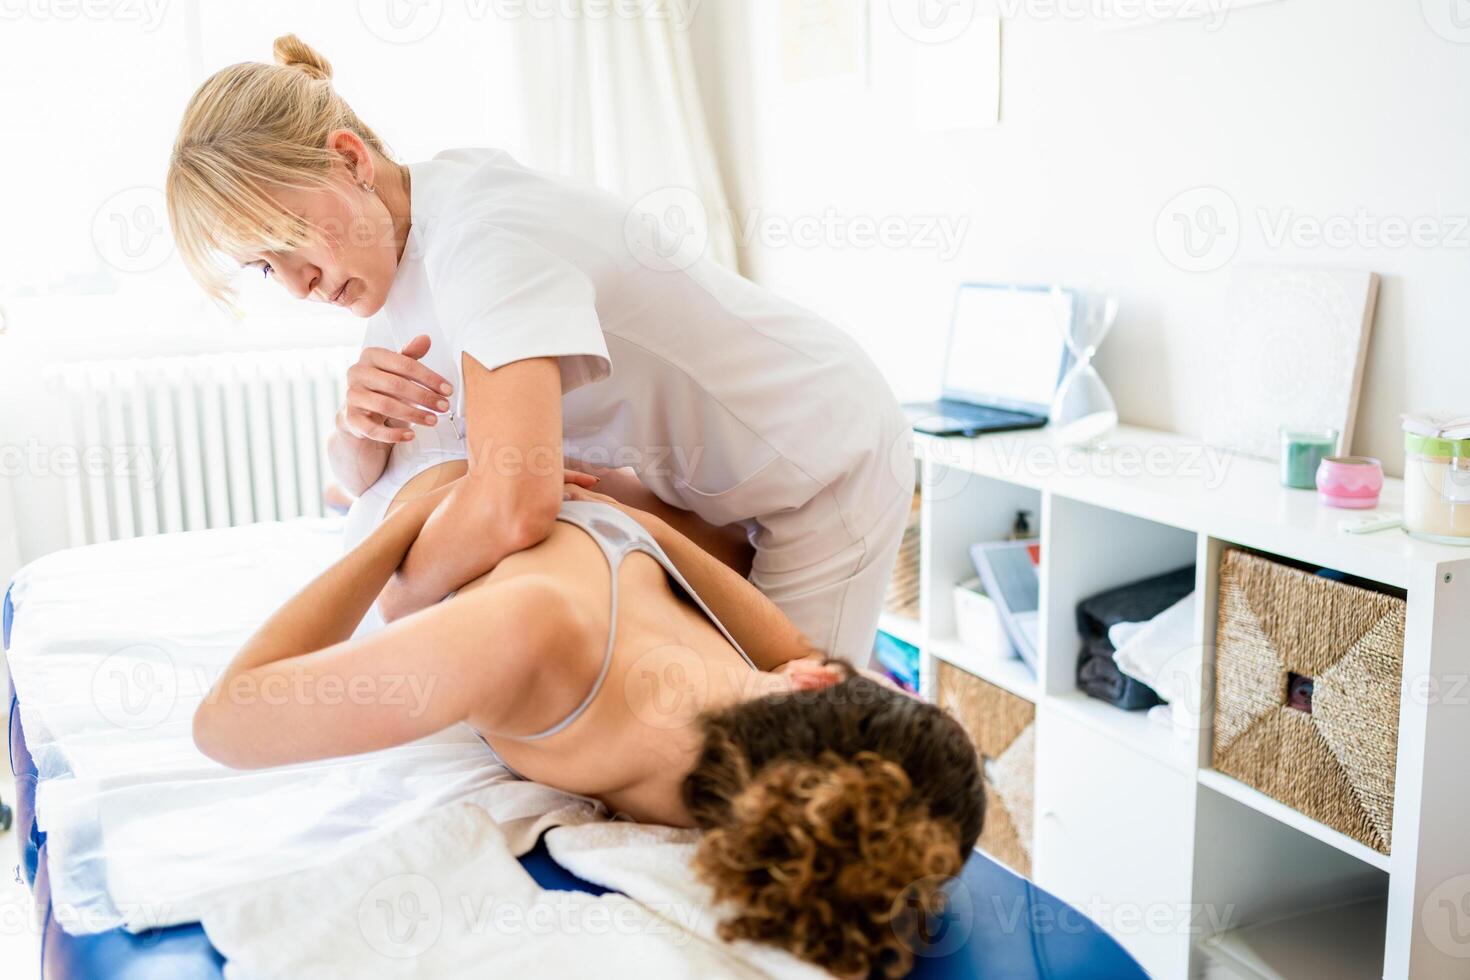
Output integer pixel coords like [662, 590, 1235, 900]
[900, 425, 1470, 980]
[929, 635, 1039, 701]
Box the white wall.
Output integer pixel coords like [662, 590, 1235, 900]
[691, 0, 1470, 475]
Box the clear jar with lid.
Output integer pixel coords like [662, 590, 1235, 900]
[1404, 432, 1470, 545]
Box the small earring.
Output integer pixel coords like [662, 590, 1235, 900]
[359, 180, 376, 194]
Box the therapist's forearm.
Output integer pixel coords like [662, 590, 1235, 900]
[378, 477, 560, 621]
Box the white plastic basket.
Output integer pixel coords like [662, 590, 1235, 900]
[953, 577, 1010, 656]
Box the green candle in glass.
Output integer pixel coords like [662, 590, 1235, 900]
[1280, 427, 1338, 489]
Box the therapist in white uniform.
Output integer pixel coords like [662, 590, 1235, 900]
[166, 35, 910, 665]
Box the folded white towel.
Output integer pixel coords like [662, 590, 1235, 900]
[544, 821, 830, 979]
[1111, 593, 1202, 737]
[198, 786, 828, 979]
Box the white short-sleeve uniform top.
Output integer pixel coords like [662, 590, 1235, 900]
[349, 149, 908, 577]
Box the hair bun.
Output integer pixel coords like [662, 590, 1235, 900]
[693, 751, 965, 978]
[272, 34, 332, 81]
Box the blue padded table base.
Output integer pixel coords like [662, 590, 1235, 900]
[5, 582, 1143, 979]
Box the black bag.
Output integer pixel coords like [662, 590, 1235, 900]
[1075, 565, 1195, 710]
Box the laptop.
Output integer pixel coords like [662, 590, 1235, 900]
[904, 283, 1074, 437]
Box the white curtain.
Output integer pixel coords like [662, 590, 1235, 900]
[514, 6, 739, 270]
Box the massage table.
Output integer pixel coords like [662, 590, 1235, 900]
[4, 533, 1145, 980]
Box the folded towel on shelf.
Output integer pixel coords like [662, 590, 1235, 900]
[1111, 592, 1199, 707]
[1075, 565, 1195, 710]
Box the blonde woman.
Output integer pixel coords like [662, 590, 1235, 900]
[165, 35, 911, 664]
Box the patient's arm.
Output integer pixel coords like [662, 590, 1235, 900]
[563, 486, 816, 671]
[192, 484, 552, 769]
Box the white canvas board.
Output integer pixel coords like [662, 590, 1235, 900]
[1201, 266, 1380, 461]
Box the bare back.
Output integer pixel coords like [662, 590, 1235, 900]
[384, 460, 770, 825]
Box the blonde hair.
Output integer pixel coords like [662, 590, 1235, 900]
[166, 34, 395, 302]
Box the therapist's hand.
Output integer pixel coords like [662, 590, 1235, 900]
[339, 335, 455, 444]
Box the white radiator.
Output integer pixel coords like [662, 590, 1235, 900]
[45, 347, 356, 547]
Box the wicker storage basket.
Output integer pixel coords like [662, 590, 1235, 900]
[937, 662, 1034, 876]
[1212, 549, 1405, 854]
[883, 492, 922, 620]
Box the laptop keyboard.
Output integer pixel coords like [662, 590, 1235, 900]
[920, 401, 1037, 430]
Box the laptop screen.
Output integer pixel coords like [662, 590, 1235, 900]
[942, 285, 1070, 414]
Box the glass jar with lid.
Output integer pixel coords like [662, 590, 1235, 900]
[1404, 428, 1470, 545]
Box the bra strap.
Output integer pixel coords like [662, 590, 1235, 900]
[515, 509, 622, 742]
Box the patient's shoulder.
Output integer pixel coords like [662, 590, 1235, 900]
[450, 573, 605, 735]
[455, 573, 597, 671]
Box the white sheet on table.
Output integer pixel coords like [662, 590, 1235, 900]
[196, 785, 828, 980]
[5, 518, 599, 935]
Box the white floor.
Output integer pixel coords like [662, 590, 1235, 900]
[1, 764, 42, 978]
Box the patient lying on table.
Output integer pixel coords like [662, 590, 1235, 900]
[193, 461, 983, 978]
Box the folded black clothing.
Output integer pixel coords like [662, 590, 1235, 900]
[1078, 652, 1163, 711]
[1076, 565, 1196, 641]
[1075, 565, 1195, 710]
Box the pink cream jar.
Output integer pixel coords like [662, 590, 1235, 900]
[1315, 456, 1384, 509]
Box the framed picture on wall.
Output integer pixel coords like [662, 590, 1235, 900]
[779, 0, 869, 84]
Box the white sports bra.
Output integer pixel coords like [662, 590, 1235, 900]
[484, 499, 758, 745]
[342, 450, 759, 744]
[465, 500, 759, 801]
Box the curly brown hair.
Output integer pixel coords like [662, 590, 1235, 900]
[683, 664, 983, 977]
